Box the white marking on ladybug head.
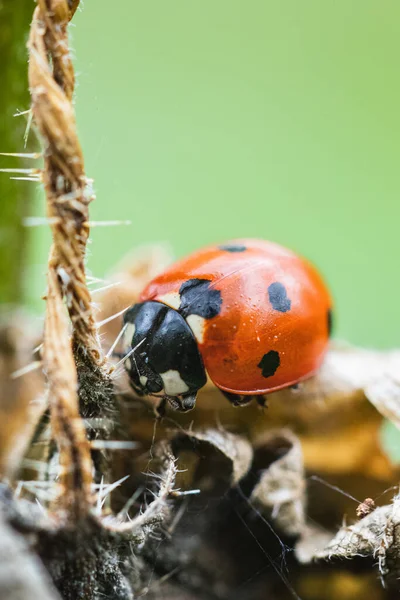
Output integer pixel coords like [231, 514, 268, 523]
[139, 375, 148, 387]
[186, 314, 206, 344]
[158, 292, 181, 310]
[160, 369, 189, 396]
[123, 323, 136, 348]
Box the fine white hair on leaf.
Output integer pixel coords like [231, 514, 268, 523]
[0, 151, 41, 159]
[112, 338, 147, 373]
[86, 220, 132, 227]
[10, 360, 42, 379]
[86, 275, 109, 284]
[106, 322, 128, 358]
[0, 167, 41, 174]
[10, 176, 41, 182]
[95, 475, 130, 515]
[96, 305, 132, 328]
[13, 108, 31, 117]
[23, 217, 59, 227]
[90, 440, 140, 450]
[104, 446, 177, 534]
[23, 109, 33, 147]
[116, 486, 145, 519]
[90, 281, 121, 295]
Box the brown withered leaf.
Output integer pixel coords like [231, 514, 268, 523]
[365, 370, 400, 431]
[251, 429, 306, 537]
[249, 430, 334, 562]
[0, 312, 45, 479]
[313, 496, 400, 586]
[171, 427, 253, 486]
[295, 523, 334, 564]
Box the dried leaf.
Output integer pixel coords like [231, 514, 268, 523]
[366, 371, 400, 431]
[172, 428, 253, 486]
[106, 441, 177, 539]
[0, 313, 45, 478]
[295, 523, 334, 564]
[314, 496, 400, 585]
[250, 429, 306, 537]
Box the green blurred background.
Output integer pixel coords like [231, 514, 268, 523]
[26, 0, 400, 349]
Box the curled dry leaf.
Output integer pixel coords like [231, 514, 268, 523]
[249, 429, 334, 564]
[106, 441, 177, 541]
[250, 429, 306, 537]
[172, 428, 253, 486]
[312, 495, 400, 586]
[135, 427, 257, 597]
[365, 370, 400, 431]
[164, 426, 400, 593]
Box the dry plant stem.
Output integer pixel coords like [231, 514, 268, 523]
[43, 267, 93, 516]
[28, 0, 103, 363]
[27, 0, 109, 514]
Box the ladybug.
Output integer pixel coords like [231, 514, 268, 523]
[121, 239, 332, 412]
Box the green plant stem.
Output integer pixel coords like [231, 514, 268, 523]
[0, 2, 34, 305]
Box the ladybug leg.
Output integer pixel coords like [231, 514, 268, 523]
[220, 390, 253, 407]
[154, 397, 168, 419]
[163, 393, 197, 412]
[256, 395, 268, 409]
[290, 382, 304, 393]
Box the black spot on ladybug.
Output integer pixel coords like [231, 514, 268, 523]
[218, 244, 247, 252]
[268, 282, 291, 313]
[179, 278, 222, 319]
[327, 308, 333, 337]
[258, 350, 280, 378]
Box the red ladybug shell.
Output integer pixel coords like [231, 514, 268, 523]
[140, 239, 332, 396]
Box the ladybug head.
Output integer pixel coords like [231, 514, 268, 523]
[121, 301, 207, 411]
